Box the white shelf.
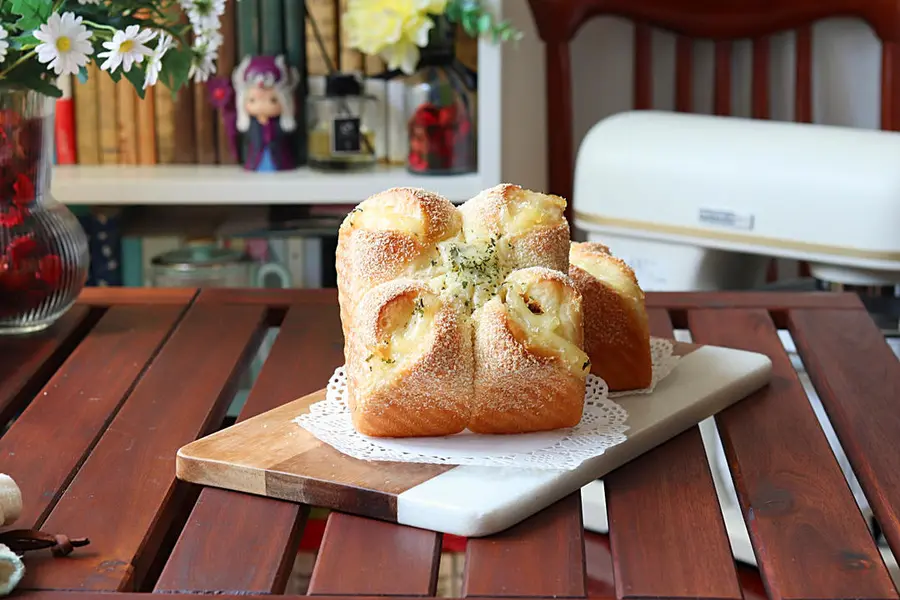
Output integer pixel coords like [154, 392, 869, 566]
[51, 164, 491, 206]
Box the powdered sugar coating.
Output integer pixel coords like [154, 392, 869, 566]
[346, 278, 473, 437]
[569, 242, 652, 391]
[339, 185, 588, 437]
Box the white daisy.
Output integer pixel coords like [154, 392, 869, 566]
[184, 0, 226, 33]
[0, 26, 8, 65]
[77, 0, 102, 4]
[195, 27, 223, 52]
[189, 39, 217, 82]
[33, 12, 94, 76]
[97, 25, 157, 73]
[143, 32, 174, 89]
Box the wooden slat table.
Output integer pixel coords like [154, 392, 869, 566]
[0, 288, 897, 600]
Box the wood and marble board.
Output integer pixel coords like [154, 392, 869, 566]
[176, 341, 772, 537]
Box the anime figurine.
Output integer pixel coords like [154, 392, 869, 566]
[209, 55, 300, 172]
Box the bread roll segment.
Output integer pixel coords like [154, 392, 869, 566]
[459, 183, 570, 274]
[568, 242, 652, 392]
[336, 187, 462, 344]
[346, 278, 473, 438]
[469, 267, 589, 434]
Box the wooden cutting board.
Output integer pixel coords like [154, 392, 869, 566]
[176, 341, 772, 537]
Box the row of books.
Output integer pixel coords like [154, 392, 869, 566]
[74, 206, 336, 289]
[56, 0, 477, 168]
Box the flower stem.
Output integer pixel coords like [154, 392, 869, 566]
[82, 20, 118, 33]
[0, 50, 37, 81]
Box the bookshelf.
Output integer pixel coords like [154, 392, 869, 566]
[50, 0, 546, 207]
[52, 164, 491, 205]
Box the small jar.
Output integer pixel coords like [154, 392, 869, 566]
[307, 73, 378, 171]
[404, 17, 477, 175]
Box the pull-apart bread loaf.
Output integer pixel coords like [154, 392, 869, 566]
[337, 184, 589, 437]
[568, 242, 652, 392]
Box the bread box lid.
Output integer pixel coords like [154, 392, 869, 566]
[573, 110, 900, 272]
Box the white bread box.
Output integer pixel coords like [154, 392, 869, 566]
[572, 110, 900, 290]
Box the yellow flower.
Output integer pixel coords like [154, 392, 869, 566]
[343, 0, 449, 74]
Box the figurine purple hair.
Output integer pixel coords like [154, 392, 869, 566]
[209, 55, 300, 172]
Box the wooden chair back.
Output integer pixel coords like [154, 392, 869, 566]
[528, 0, 900, 226]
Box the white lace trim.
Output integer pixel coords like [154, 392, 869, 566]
[293, 337, 680, 471]
[295, 369, 628, 471]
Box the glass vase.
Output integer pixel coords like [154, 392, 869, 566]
[404, 16, 477, 175]
[0, 87, 89, 335]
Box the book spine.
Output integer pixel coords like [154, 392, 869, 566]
[154, 84, 177, 164]
[172, 84, 197, 163]
[97, 72, 119, 164]
[236, 0, 260, 163]
[216, 0, 238, 164]
[73, 64, 101, 165]
[259, 0, 284, 55]
[193, 81, 217, 164]
[284, 0, 307, 165]
[237, 0, 260, 59]
[364, 53, 384, 77]
[136, 88, 157, 165]
[337, 0, 363, 74]
[115, 79, 139, 164]
[55, 76, 77, 165]
[306, 0, 338, 76]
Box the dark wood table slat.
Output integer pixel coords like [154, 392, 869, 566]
[645, 291, 862, 310]
[195, 288, 338, 308]
[20, 303, 267, 593]
[787, 308, 900, 557]
[605, 308, 742, 600]
[462, 492, 586, 598]
[155, 303, 345, 594]
[308, 513, 442, 596]
[0, 305, 95, 424]
[0, 304, 188, 529]
[689, 308, 898, 600]
[76, 288, 198, 306]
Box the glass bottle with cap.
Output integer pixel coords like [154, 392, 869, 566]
[307, 73, 378, 171]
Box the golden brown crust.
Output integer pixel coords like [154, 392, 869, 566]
[336, 187, 461, 344]
[459, 183, 570, 273]
[346, 279, 473, 438]
[468, 267, 588, 434]
[569, 242, 652, 391]
[470, 296, 586, 435]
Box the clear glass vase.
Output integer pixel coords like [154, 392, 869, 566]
[0, 87, 89, 335]
[404, 16, 477, 175]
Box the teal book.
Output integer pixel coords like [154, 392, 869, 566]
[120, 236, 144, 288]
[259, 0, 285, 55]
[283, 0, 307, 164]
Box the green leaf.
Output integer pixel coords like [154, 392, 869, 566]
[477, 14, 492, 35]
[123, 65, 147, 99]
[445, 1, 462, 22]
[11, 0, 53, 33]
[461, 10, 478, 37]
[10, 32, 39, 50]
[160, 46, 192, 92]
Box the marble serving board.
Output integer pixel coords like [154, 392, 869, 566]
[176, 341, 772, 537]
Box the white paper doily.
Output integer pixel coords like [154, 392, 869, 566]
[607, 337, 680, 398]
[294, 368, 629, 471]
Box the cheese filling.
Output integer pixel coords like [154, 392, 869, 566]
[571, 251, 644, 316]
[350, 198, 426, 236]
[503, 281, 589, 374]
